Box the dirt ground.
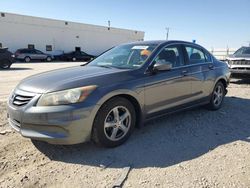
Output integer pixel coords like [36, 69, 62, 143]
[1, 64, 250, 188]
[0, 62, 82, 102]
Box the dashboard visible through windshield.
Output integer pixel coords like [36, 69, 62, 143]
[89, 44, 158, 69]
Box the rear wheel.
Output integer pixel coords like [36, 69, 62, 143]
[92, 97, 136, 147]
[0, 59, 11, 69]
[207, 81, 225, 110]
[24, 56, 31, 63]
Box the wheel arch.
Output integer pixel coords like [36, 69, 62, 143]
[218, 78, 227, 89]
[215, 76, 228, 89]
[94, 91, 144, 129]
[212, 76, 228, 96]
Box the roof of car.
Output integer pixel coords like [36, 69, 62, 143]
[0, 47, 8, 50]
[125, 40, 201, 46]
[17, 48, 34, 50]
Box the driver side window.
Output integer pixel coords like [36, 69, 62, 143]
[155, 46, 183, 68]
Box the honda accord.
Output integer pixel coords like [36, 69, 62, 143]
[7, 40, 230, 147]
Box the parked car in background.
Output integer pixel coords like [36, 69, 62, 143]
[225, 46, 250, 77]
[15, 48, 54, 62]
[0, 48, 15, 69]
[57, 50, 95, 62]
[50, 50, 64, 60]
[7, 40, 230, 147]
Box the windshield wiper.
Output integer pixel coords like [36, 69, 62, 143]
[97, 65, 113, 69]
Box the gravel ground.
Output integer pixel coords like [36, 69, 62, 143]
[0, 64, 250, 187]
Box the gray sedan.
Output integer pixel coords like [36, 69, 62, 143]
[15, 48, 53, 62]
[7, 40, 230, 147]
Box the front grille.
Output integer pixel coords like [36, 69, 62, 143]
[229, 60, 250, 65]
[12, 94, 34, 106]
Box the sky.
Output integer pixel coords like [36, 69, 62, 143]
[0, 0, 249, 49]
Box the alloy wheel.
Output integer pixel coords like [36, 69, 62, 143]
[25, 57, 31, 62]
[213, 84, 224, 106]
[104, 106, 131, 141]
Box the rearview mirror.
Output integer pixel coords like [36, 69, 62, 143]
[153, 60, 172, 72]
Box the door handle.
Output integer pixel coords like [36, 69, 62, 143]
[208, 64, 214, 70]
[182, 70, 188, 76]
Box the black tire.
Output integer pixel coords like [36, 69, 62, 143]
[24, 56, 31, 63]
[92, 97, 136, 147]
[0, 59, 11, 69]
[207, 81, 225, 110]
[46, 56, 52, 62]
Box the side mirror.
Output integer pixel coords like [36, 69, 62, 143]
[153, 60, 172, 72]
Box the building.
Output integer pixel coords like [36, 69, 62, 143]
[0, 12, 144, 56]
[210, 48, 237, 60]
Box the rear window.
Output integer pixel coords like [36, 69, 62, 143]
[185, 46, 207, 64]
[204, 51, 212, 62]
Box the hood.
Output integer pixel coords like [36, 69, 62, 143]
[226, 54, 250, 61]
[17, 65, 129, 93]
[226, 56, 250, 61]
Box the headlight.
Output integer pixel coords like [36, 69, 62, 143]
[224, 60, 230, 67]
[37, 85, 97, 106]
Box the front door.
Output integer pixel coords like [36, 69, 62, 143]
[144, 44, 192, 117]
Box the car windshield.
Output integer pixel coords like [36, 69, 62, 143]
[234, 47, 250, 55]
[89, 44, 158, 69]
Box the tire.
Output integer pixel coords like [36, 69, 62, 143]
[46, 56, 52, 62]
[92, 97, 136, 147]
[0, 59, 11, 69]
[207, 81, 225, 110]
[24, 56, 31, 63]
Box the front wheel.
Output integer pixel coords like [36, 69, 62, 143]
[207, 81, 225, 110]
[92, 97, 136, 147]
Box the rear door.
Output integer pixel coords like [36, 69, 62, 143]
[183, 45, 214, 100]
[144, 44, 192, 117]
[28, 49, 37, 60]
[24, 49, 34, 59]
[35, 50, 46, 60]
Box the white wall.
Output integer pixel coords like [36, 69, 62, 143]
[0, 12, 144, 55]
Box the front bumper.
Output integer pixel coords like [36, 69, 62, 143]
[7, 89, 99, 145]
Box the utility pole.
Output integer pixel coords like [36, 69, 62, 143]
[166, 27, 170, 40]
[108, 20, 111, 30]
